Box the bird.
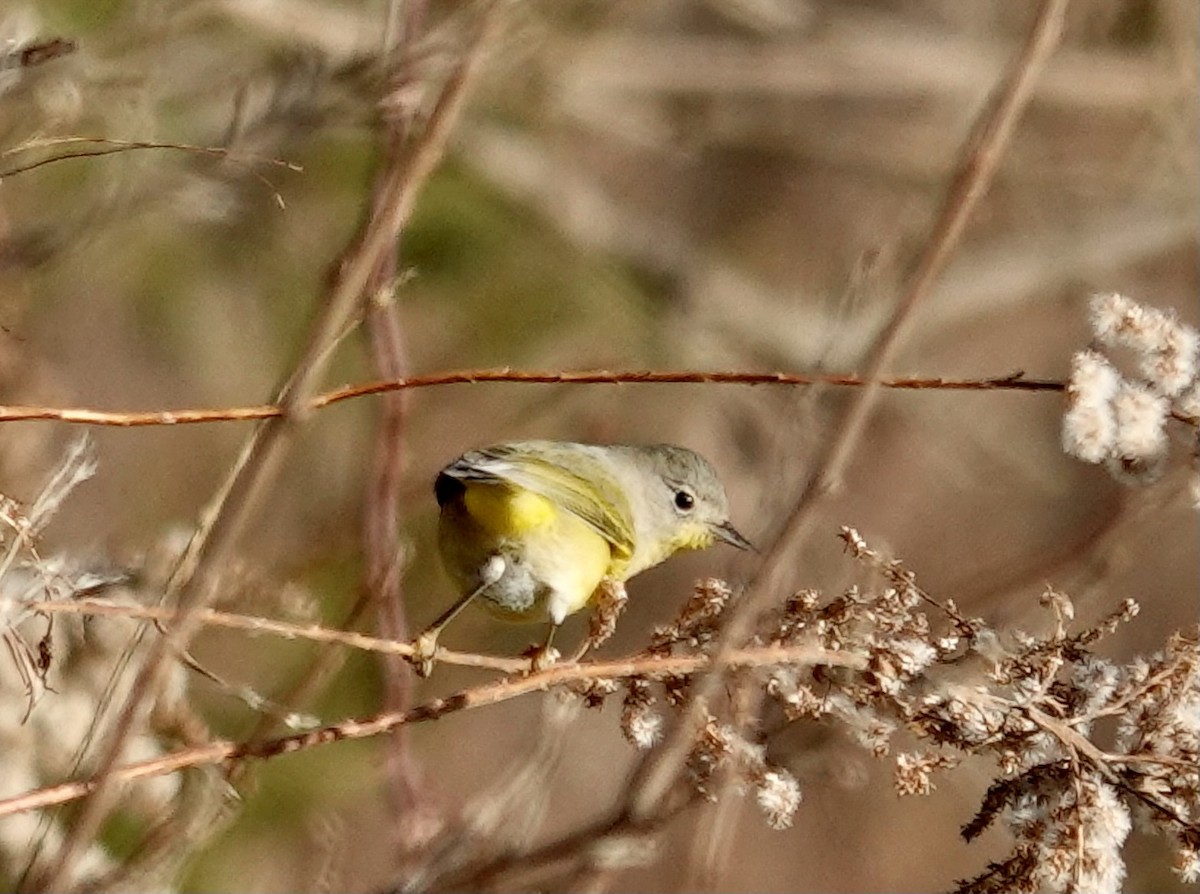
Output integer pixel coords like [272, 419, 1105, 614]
[412, 440, 750, 674]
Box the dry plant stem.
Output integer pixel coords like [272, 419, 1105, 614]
[984, 697, 1199, 840]
[75, 766, 225, 894]
[686, 680, 764, 890]
[28, 598, 529, 672]
[364, 0, 430, 832]
[959, 488, 1129, 619]
[438, 789, 704, 893]
[366, 178, 425, 834]
[622, 0, 1070, 836]
[26, 10, 501, 891]
[428, 694, 585, 888]
[0, 138, 301, 205]
[0, 136, 302, 171]
[824, 0, 1070, 491]
[0, 372, 1069, 426]
[235, 591, 380, 750]
[0, 644, 859, 820]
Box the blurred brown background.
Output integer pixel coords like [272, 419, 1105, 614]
[0, 0, 1196, 891]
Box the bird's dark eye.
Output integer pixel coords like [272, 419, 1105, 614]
[674, 490, 695, 512]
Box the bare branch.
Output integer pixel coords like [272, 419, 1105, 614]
[0, 642, 860, 820]
[0, 370, 1068, 427]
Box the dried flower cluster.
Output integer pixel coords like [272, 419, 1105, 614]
[0, 439, 193, 891]
[604, 578, 805, 828]
[1063, 293, 1199, 491]
[615, 578, 741, 751]
[689, 716, 803, 830]
[579, 530, 1198, 893]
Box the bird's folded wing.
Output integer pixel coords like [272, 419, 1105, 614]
[443, 445, 636, 562]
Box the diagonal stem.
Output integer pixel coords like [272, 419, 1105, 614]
[621, 0, 1071, 838]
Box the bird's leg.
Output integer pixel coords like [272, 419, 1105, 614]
[412, 556, 504, 677]
[529, 623, 561, 673]
[411, 591, 475, 676]
[565, 578, 629, 664]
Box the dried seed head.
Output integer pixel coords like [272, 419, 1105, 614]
[755, 769, 802, 830]
[1063, 350, 1120, 463]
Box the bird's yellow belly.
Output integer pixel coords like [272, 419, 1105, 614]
[439, 481, 613, 623]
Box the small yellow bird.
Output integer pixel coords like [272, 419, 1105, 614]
[414, 440, 750, 673]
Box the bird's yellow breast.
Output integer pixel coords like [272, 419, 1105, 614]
[446, 481, 615, 620]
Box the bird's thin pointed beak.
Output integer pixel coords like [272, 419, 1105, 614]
[713, 521, 754, 552]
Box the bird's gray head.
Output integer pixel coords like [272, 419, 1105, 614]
[618, 445, 752, 568]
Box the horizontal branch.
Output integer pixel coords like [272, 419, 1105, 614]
[31, 598, 529, 673]
[0, 368, 1065, 427]
[0, 641, 861, 819]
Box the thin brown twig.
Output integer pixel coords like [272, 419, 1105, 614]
[73, 762, 226, 894]
[434, 787, 705, 893]
[956, 690, 1200, 846]
[821, 0, 1071, 493]
[1015, 703, 1199, 843]
[0, 138, 302, 207]
[0, 642, 860, 820]
[685, 678, 764, 891]
[25, 9, 503, 890]
[366, 287, 426, 832]
[0, 371, 1067, 426]
[0, 136, 303, 170]
[363, 0, 430, 839]
[237, 595, 389, 738]
[24, 595, 527, 672]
